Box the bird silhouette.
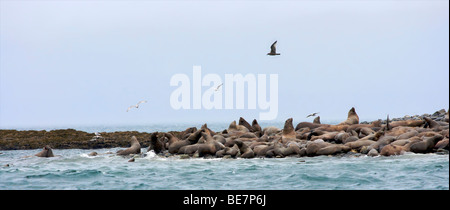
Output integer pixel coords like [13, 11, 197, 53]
[126, 100, 147, 112]
[306, 112, 320, 118]
[267, 41, 280, 56]
[215, 83, 223, 92]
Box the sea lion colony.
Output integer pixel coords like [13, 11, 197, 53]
[31, 108, 449, 159]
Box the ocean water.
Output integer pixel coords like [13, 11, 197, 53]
[0, 148, 448, 190]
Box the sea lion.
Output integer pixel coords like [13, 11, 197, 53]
[410, 135, 444, 153]
[424, 117, 441, 130]
[197, 132, 224, 157]
[263, 126, 281, 136]
[228, 121, 249, 134]
[339, 107, 359, 125]
[313, 116, 321, 124]
[281, 118, 296, 140]
[34, 146, 55, 157]
[168, 128, 203, 154]
[117, 136, 141, 156]
[367, 148, 379, 157]
[310, 131, 339, 142]
[234, 140, 254, 158]
[344, 139, 376, 151]
[397, 130, 419, 140]
[295, 122, 322, 131]
[273, 141, 302, 157]
[305, 140, 330, 156]
[316, 144, 350, 156]
[380, 144, 404, 156]
[389, 120, 425, 128]
[239, 117, 254, 132]
[88, 152, 98, 156]
[252, 119, 262, 136]
[148, 132, 165, 154]
[434, 138, 449, 150]
[334, 132, 351, 144]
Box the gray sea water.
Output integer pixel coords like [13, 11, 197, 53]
[0, 148, 448, 190]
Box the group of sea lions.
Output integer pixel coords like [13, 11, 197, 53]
[32, 107, 449, 159]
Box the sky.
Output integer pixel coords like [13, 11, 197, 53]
[0, 0, 449, 128]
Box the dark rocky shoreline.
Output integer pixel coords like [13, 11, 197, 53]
[1, 108, 448, 159]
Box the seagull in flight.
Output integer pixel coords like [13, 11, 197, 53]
[215, 83, 223, 92]
[127, 100, 147, 112]
[306, 112, 320, 118]
[267, 41, 280, 56]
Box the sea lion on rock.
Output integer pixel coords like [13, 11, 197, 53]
[168, 129, 203, 154]
[424, 117, 441, 130]
[344, 140, 376, 151]
[434, 138, 449, 150]
[313, 116, 321, 124]
[252, 119, 262, 136]
[295, 122, 322, 131]
[117, 136, 141, 156]
[339, 107, 359, 125]
[197, 132, 224, 157]
[282, 118, 296, 140]
[34, 146, 55, 157]
[148, 132, 165, 154]
[239, 117, 254, 132]
[305, 140, 330, 156]
[234, 140, 254, 158]
[410, 135, 444, 153]
[316, 144, 350, 156]
[367, 149, 379, 157]
[228, 121, 249, 134]
[263, 126, 281, 136]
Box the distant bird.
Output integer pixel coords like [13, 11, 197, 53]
[126, 100, 147, 112]
[215, 83, 223, 91]
[267, 41, 280, 56]
[306, 112, 320, 118]
[91, 132, 103, 141]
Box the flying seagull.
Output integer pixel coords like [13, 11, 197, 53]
[306, 112, 320, 118]
[267, 41, 280, 56]
[126, 100, 147, 112]
[215, 83, 223, 91]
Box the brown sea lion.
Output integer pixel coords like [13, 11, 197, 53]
[252, 119, 262, 136]
[339, 107, 359, 125]
[380, 144, 404, 156]
[117, 136, 141, 156]
[168, 128, 203, 154]
[148, 132, 165, 154]
[424, 117, 441, 130]
[334, 132, 351, 143]
[282, 118, 296, 140]
[228, 121, 249, 133]
[197, 132, 224, 157]
[367, 149, 379, 157]
[239, 117, 254, 132]
[316, 144, 350, 156]
[389, 120, 425, 128]
[410, 135, 444, 153]
[305, 140, 330, 156]
[234, 140, 254, 158]
[344, 140, 376, 151]
[434, 138, 449, 150]
[295, 122, 322, 131]
[263, 126, 281, 136]
[313, 116, 321, 124]
[34, 146, 55, 157]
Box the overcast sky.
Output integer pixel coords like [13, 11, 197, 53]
[0, 0, 448, 128]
